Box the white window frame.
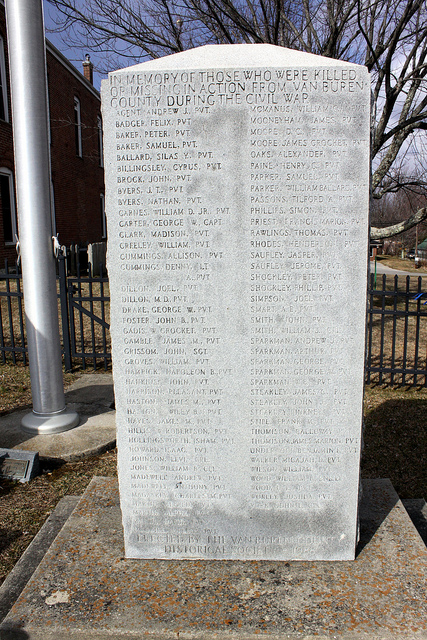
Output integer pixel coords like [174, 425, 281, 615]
[74, 96, 82, 157]
[97, 115, 104, 167]
[0, 168, 17, 245]
[0, 36, 9, 122]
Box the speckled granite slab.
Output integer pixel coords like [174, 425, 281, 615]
[1, 477, 426, 639]
[102, 45, 370, 561]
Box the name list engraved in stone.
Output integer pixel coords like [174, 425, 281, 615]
[102, 45, 370, 561]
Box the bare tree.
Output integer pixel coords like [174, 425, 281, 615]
[47, 0, 427, 238]
[371, 182, 427, 244]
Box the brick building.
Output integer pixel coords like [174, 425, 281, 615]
[0, 7, 105, 264]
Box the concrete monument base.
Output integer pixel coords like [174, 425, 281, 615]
[1, 477, 426, 640]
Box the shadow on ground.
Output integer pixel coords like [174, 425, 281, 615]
[0, 623, 30, 639]
[0, 381, 115, 450]
[361, 397, 427, 499]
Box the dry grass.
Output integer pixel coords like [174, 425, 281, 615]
[0, 365, 80, 414]
[363, 385, 427, 499]
[375, 255, 424, 272]
[376, 254, 427, 272]
[0, 364, 32, 413]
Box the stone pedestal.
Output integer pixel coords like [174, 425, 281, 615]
[1, 477, 426, 640]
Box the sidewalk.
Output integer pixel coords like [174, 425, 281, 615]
[371, 260, 427, 277]
[0, 374, 116, 461]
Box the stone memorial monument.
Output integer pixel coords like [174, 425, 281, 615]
[101, 44, 370, 561]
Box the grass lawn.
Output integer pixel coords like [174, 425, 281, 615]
[375, 254, 427, 273]
[0, 365, 426, 587]
[0, 365, 80, 414]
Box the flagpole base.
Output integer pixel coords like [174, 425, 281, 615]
[21, 408, 79, 434]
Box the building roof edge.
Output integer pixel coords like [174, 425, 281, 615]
[0, 0, 100, 100]
[46, 39, 100, 100]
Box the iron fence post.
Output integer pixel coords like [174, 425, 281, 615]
[58, 252, 72, 372]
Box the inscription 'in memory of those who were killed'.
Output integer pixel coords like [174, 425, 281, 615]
[102, 45, 370, 561]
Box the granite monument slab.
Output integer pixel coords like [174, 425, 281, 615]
[101, 44, 370, 560]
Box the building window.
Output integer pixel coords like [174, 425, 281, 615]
[100, 193, 106, 238]
[0, 169, 17, 244]
[0, 36, 9, 122]
[97, 116, 104, 167]
[74, 96, 82, 157]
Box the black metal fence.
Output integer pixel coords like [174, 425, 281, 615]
[1, 261, 427, 385]
[0, 261, 27, 366]
[58, 254, 110, 371]
[366, 273, 427, 386]
[0, 256, 110, 371]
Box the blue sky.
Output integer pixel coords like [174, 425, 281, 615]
[42, 0, 108, 90]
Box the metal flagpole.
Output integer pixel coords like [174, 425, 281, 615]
[5, 0, 79, 433]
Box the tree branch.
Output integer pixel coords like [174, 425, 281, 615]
[371, 207, 427, 239]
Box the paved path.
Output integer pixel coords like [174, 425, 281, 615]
[370, 260, 427, 277]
